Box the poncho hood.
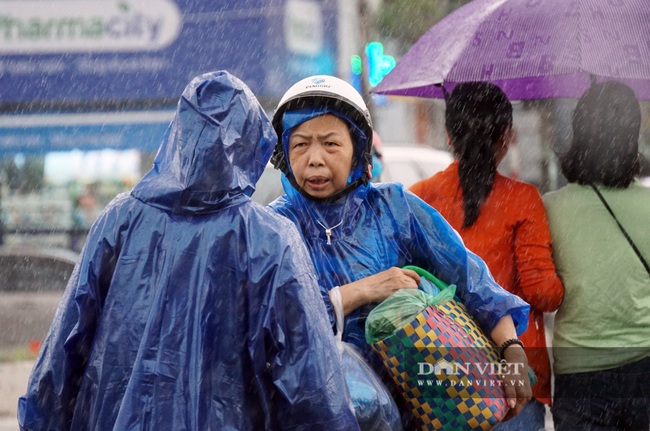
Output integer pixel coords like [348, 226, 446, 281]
[132, 70, 276, 214]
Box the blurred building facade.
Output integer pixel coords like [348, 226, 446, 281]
[1, 0, 648, 250]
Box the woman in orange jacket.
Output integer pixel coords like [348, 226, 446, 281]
[410, 82, 564, 430]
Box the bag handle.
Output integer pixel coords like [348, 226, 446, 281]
[591, 185, 650, 277]
[330, 286, 345, 342]
[403, 265, 452, 292]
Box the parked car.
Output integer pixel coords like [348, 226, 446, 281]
[251, 145, 453, 205]
[377, 145, 453, 189]
[250, 164, 284, 205]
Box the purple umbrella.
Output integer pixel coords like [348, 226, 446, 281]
[373, 0, 650, 100]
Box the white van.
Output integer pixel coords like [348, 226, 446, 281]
[377, 145, 453, 189]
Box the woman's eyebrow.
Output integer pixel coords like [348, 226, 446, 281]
[317, 131, 342, 139]
[290, 132, 311, 140]
[291, 131, 342, 140]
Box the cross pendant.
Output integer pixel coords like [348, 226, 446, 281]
[325, 228, 332, 245]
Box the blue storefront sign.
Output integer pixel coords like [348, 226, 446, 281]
[0, 110, 174, 155]
[0, 0, 338, 153]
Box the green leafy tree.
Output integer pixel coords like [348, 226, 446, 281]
[377, 0, 471, 53]
[1, 155, 45, 193]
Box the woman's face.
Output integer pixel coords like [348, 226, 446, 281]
[288, 114, 354, 199]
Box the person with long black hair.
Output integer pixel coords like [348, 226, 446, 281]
[411, 82, 564, 430]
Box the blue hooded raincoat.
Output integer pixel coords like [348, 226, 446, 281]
[18, 71, 359, 431]
[269, 111, 530, 365]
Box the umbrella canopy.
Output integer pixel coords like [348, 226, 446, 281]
[374, 0, 650, 100]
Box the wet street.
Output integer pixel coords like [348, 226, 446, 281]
[0, 361, 33, 431]
[0, 291, 63, 431]
[0, 418, 20, 431]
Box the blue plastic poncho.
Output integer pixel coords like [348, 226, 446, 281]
[18, 71, 359, 431]
[269, 110, 530, 367]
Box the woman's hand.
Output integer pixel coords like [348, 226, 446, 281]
[336, 267, 421, 315]
[500, 344, 532, 421]
[490, 315, 532, 420]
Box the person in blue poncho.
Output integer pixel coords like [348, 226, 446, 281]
[18, 71, 359, 431]
[268, 75, 533, 426]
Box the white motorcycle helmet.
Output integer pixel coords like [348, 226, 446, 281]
[271, 75, 374, 201]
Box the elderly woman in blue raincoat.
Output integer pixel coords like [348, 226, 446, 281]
[269, 76, 533, 426]
[18, 71, 360, 431]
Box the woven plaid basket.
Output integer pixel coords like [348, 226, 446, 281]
[370, 267, 508, 431]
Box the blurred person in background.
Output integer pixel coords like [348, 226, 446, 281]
[70, 183, 100, 251]
[72, 183, 100, 228]
[268, 75, 532, 429]
[544, 81, 650, 431]
[18, 71, 358, 431]
[410, 82, 564, 431]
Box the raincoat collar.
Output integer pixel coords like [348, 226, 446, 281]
[280, 172, 370, 240]
[132, 71, 276, 215]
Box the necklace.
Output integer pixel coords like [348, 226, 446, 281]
[315, 218, 344, 245]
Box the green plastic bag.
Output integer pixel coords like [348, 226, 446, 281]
[365, 267, 456, 345]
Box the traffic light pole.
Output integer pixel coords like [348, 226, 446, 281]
[358, 0, 376, 122]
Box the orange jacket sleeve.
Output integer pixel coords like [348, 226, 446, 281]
[512, 186, 564, 312]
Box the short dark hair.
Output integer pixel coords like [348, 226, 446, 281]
[560, 82, 641, 188]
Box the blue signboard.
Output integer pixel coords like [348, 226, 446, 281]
[0, 0, 338, 154]
[0, 0, 338, 104]
[0, 110, 174, 155]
